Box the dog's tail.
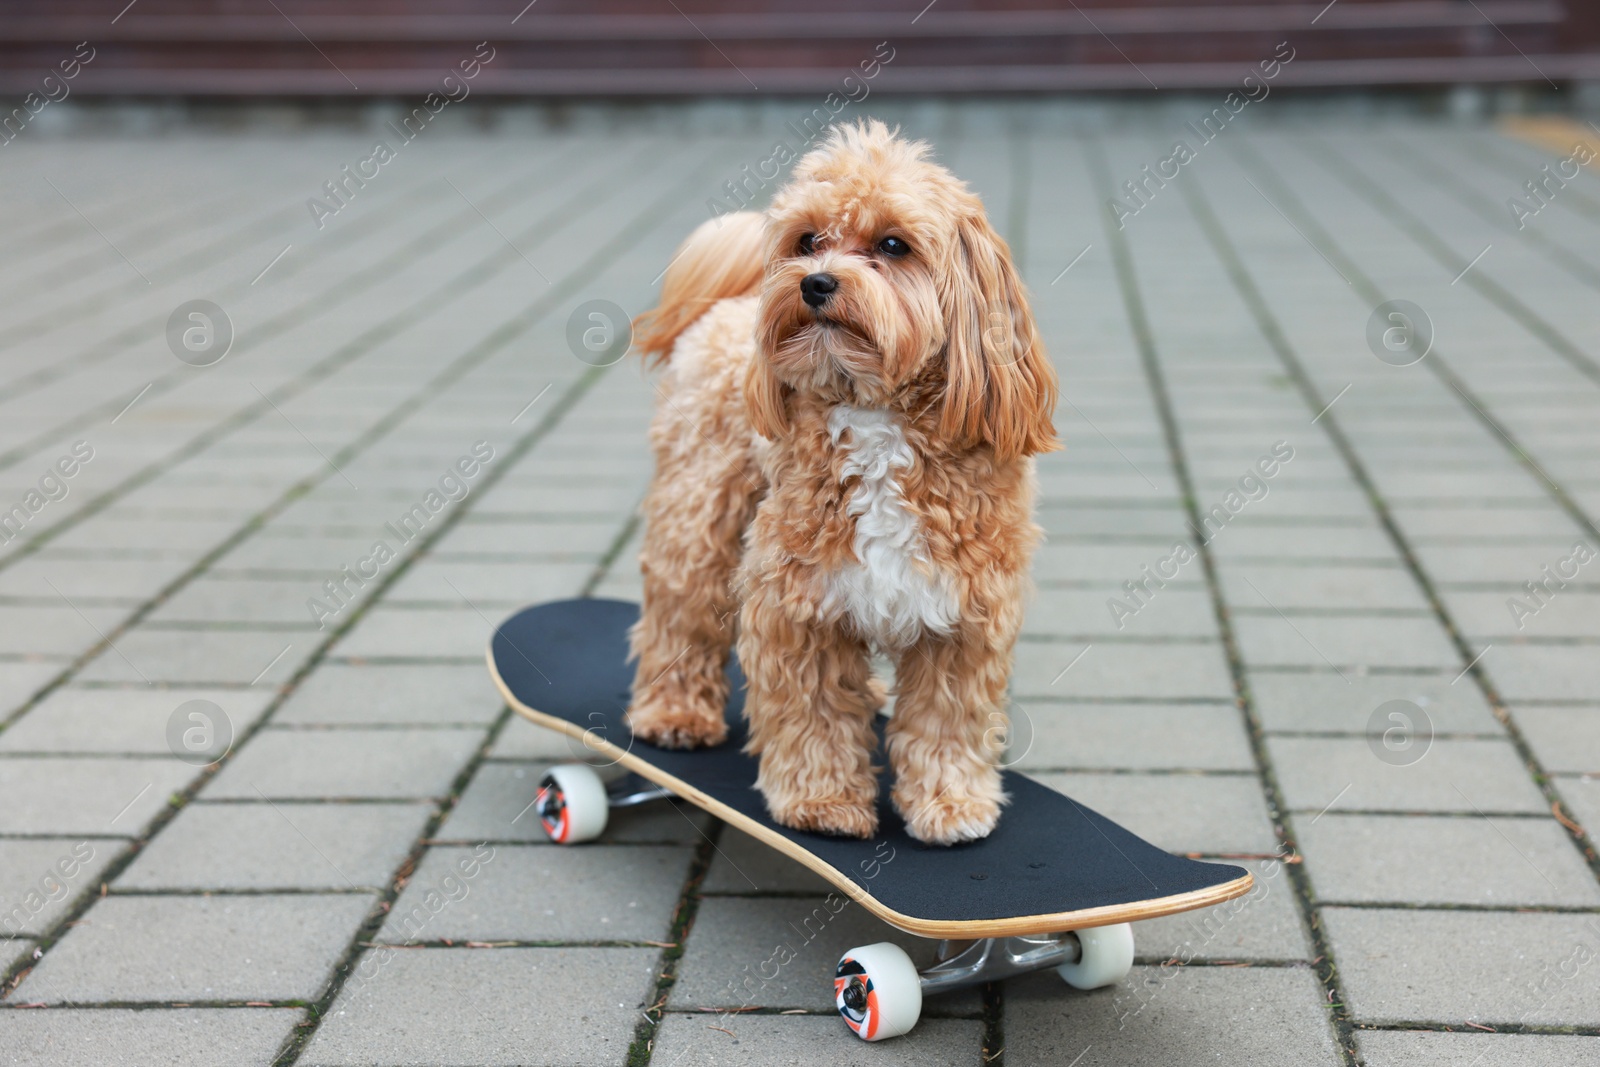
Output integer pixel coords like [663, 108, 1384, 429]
[632, 211, 767, 367]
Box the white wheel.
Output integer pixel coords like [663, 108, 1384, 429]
[1057, 923, 1134, 990]
[835, 942, 922, 1041]
[535, 764, 608, 844]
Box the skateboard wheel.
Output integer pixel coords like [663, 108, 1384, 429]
[834, 942, 922, 1041]
[535, 764, 608, 844]
[1057, 922, 1134, 990]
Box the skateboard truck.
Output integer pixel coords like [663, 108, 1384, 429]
[604, 771, 673, 808]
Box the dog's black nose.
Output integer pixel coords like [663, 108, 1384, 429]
[800, 272, 837, 309]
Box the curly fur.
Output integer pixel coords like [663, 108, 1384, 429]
[625, 120, 1059, 845]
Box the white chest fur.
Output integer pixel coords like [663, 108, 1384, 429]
[820, 406, 959, 647]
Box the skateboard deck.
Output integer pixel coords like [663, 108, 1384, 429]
[488, 598, 1253, 939]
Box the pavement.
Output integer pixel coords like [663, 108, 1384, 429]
[2, 100, 1600, 1066]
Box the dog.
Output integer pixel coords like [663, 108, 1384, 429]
[623, 120, 1059, 845]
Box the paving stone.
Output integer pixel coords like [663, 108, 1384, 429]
[1231, 615, 1460, 668]
[15, 893, 375, 1002]
[1411, 543, 1599, 587]
[143, 578, 334, 626]
[1247, 671, 1501, 734]
[0, 839, 120, 937]
[1025, 586, 1217, 637]
[119, 801, 431, 891]
[300, 947, 655, 1066]
[1207, 524, 1397, 560]
[1555, 775, 1600, 837]
[202, 727, 484, 799]
[1512, 706, 1600, 774]
[0, 660, 65, 719]
[1356, 1029, 1600, 1066]
[329, 607, 490, 659]
[1011, 702, 1255, 772]
[1031, 772, 1278, 854]
[1003, 963, 1341, 1067]
[377, 844, 692, 942]
[1443, 588, 1600, 640]
[274, 663, 503, 725]
[1266, 736, 1550, 815]
[1217, 563, 1427, 610]
[1133, 859, 1311, 963]
[0, 1007, 303, 1067]
[671, 896, 977, 1013]
[383, 559, 595, 606]
[1034, 505, 1191, 537]
[1297, 813, 1600, 907]
[1012, 640, 1234, 700]
[75, 628, 313, 685]
[1033, 543, 1193, 583]
[0, 605, 132, 657]
[1322, 908, 1600, 1026]
[0, 557, 194, 602]
[438, 762, 712, 844]
[650, 1013, 983, 1066]
[701, 826, 834, 894]
[0, 757, 197, 835]
[0, 686, 275, 755]
[1488, 645, 1600, 701]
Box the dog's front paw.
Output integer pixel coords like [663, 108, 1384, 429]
[768, 791, 879, 839]
[626, 693, 728, 750]
[895, 784, 1002, 846]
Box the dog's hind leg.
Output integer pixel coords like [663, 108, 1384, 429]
[625, 352, 764, 749]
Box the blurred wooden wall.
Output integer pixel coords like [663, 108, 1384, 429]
[2, 1, 1598, 96]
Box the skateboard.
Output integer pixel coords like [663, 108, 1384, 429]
[488, 598, 1253, 1042]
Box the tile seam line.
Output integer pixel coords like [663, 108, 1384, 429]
[0, 145, 741, 1012]
[1083, 134, 1361, 1067]
[1217, 134, 1600, 888]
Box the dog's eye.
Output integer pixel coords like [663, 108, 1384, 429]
[797, 233, 816, 255]
[877, 236, 910, 257]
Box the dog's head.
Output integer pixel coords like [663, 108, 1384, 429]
[749, 120, 1059, 461]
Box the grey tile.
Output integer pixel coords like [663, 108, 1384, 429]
[1513, 706, 1600, 775]
[202, 727, 484, 799]
[0, 839, 118, 937]
[1218, 563, 1426, 611]
[0, 1008, 303, 1067]
[301, 947, 654, 1067]
[0, 758, 197, 835]
[119, 801, 431, 891]
[1489, 645, 1600, 701]
[1025, 587, 1218, 638]
[76, 629, 313, 685]
[1297, 813, 1600, 907]
[1231, 615, 1459, 669]
[649, 1013, 983, 1066]
[330, 607, 491, 660]
[1031, 772, 1278, 854]
[0, 687, 275, 755]
[1555, 775, 1600, 837]
[1265, 737, 1549, 815]
[383, 559, 595, 606]
[1133, 859, 1311, 962]
[1322, 908, 1600, 1026]
[1012, 702, 1255, 772]
[16, 894, 375, 1002]
[275, 663, 503, 725]
[377, 844, 691, 942]
[0, 605, 132, 657]
[1013, 641, 1234, 700]
[1356, 1030, 1600, 1066]
[1247, 672, 1501, 734]
[1004, 963, 1341, 1067]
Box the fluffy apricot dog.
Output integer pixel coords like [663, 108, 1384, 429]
[625, 120, 1059, 845]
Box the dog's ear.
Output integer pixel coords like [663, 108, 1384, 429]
[937, 212, 1060, 461]
[744, 355, 791, 439]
